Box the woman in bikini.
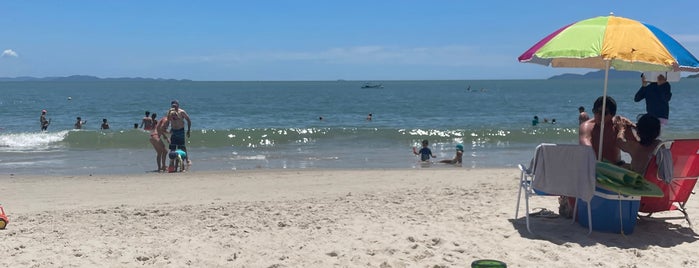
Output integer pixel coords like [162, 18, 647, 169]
[149, 113, 170, 172]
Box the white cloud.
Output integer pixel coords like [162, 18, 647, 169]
[173, 45, 508, 67]
[1, 49, 18, 58]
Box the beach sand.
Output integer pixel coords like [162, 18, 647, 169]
[0, 169, 697, 267]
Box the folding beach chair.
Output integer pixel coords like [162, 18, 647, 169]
[639, 139, 699, 227]
[515, 143, 597, 234]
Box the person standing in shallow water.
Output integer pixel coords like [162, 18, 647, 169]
[140, 111, 155, 131]
[100, 118, 110, 130]
[163, 100, 192, 163]
[40, 110, 50, 131]
[74, 117, 86, 129]
[149, 113, 169, 172]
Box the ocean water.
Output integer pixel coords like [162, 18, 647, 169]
[1, 79, 698, 175]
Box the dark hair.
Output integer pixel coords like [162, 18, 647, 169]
[145, 111, 150, 116]
[578, 106, 585, 112]
[637, 114, 661, 146]
[422, 139, 429, 146]
[592, 96, 616, 116]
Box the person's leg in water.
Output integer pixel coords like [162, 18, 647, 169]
[149, 134, 166, 171]
[170, 128, 191, 165]
[157, 143, 167, 172]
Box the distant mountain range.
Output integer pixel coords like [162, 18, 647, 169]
[549, 69, 698, 80]
[548, 70, 642, 80]
[0, 75, 191, 82]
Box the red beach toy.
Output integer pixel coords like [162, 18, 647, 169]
[0, 205, 8, 229]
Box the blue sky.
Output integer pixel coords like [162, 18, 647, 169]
[1, 1, 698, 81]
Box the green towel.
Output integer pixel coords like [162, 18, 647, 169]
[595, 162, 664, 197]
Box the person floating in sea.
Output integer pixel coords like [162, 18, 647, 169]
[532, 116, 539, 126]
[366, 113, 372, 121]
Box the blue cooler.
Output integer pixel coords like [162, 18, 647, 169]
[577, 187, 641, 234]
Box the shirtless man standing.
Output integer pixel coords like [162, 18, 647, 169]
[164, 100, 192, 162]
[579, 96, 624, 165]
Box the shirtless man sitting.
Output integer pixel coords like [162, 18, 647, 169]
[579, 96, 626, 165]
[164, 100, 192, 163]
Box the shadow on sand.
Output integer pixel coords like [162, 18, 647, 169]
[509, 214, 698, 249]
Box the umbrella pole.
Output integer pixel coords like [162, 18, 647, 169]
[597, 61, 610, 161]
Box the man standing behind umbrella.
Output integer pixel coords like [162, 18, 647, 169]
[635, 73, 671, 125]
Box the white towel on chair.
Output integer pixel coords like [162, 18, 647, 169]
[531, 144, 596, 203]
[656, 147, 673, 183]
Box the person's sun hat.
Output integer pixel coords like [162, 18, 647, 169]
[456, 144, 464, 151]
[42, 109, 47, 113]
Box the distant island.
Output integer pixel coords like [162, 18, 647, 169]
[548, 70, 641, 80]
[0, 75, 191, 82]
[550, 69, 698, 80]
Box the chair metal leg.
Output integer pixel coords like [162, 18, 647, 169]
[586, 203, 592, 235]
[570, 198, 592, 235]
[525, 189, 532, 233]
[515, 172, 524, 219]
[678, 202, 693, 228]
[571, 198, 578, 224]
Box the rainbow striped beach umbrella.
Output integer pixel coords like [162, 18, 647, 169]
[518, 14, 699, 72]
[518, 13, 699, 160]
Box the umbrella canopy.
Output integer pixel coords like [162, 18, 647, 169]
[518, 14, 699, 160]
[519, 14, 699, 72]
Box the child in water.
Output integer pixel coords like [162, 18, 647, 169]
[168, 148, 188, 173]
[413, 139, 436, 162]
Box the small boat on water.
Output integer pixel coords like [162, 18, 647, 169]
[361, 82, 383, 89]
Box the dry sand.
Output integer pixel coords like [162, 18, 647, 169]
[0, 168, 697, 267]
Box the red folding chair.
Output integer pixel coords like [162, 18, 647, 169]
[639, 139, 699, 227]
